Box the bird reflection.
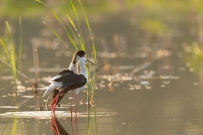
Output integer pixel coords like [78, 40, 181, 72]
[51, 116, 70, 135]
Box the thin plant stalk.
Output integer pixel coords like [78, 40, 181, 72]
[11, 50, 17, 99]
[43, 21, 73, 55]
[77, 0, 97, 104]
[78, 0, 97, 61]
[8, 120, 13, 135]
[6, 22, 18, 99]
[66, 14, 83, 49]
[93, 106, 98, 134]
[1, 119, 11, 135]
[32, 38, 39, 83]
[17, 17, 23, 71]
[87, 105, 91, 135]
[66, 20, 79, 48]
[1, 20, 25, 102]
[12, 117, 17, 135]
[70, 0, 85, 50]
[0, 38, 11, 62]
[20, 119, 23, 135]
[36, 0, 79, 51]
[86, 106, 97, 135]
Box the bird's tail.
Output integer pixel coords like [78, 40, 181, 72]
[42, 83, 56, 97]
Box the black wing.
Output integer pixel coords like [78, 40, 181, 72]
[60, 73, 87, 88]
[50, 72, 86, 105]
[54, 70, 74, 82]
[58, 69, 71, 75]
[60, 73, 87, 94]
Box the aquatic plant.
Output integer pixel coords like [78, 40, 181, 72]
[36, 2, 97, 133]
[87, 106, 98, 135]
[36, 0, 97, 103]
[0, 107, 24, 135]
[0, 18, 23, 100]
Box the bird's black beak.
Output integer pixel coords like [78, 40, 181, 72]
[87, 59, 95, 65]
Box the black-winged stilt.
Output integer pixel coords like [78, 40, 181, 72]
[44, 50, 85, 110]
[43, 50, 85, 96]
[43, 55, 94, 116]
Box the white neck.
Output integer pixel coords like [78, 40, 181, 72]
[68, 62, 79, 74]
[80, 65, 88, 80]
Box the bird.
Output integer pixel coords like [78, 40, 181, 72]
[42, 50, 85, 114]
[42, 50, 85, 97]
[43, 55, 94, 116]
[51, 116, 70, 135]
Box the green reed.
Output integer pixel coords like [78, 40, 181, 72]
[1, 119, 11, 135]
[0, 107, 23, 135]
[36, 2, 97, 133]
[0, 18, 23, 100]
[87, 105, 98, 135]
[36, 0, 97, 102]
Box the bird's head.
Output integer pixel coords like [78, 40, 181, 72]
[79, 57, 95, 68]
[72, 50, 85, 64]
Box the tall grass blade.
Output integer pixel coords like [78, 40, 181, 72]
[77, 0, 97, 105]
[92, 40, 97, 62]
[32, 38, 39, 83]
[66, 20, 79, 48]
[87, 106, 91, 135]
[12, 117, 17, 135]
[20, 119, 23, 135]
[11, 50, 17, 99]
[78, 0, 92, 35]
[67, 15, 77, 31]
[6, 21, 18, 98]
[1, 119, 11, 135]
[93, 106, 98, 135]
[70, 0, 85, 51]
[80, 41, 85, 51]
[43, 21, 73, 55]
[36, 0, 78, 51]
[78, 0, 97, 62]
[91, 69, 96, 101]
[70, 0, 79, 21]
[87, 67, 91, 102]
[0, 53, 13, 77]
[17, 17, 23, 71]
[11, 51, 17, 81]
[67, 14, 85, 51]
[6, 22, 14, 44]
[0, 38, 11, 61]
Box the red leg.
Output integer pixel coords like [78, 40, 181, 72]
[50, 95, 59, 116]
[74, 94, 78, 121]
[74, 93, 79, 135]
[70, 91, 74, 121]
[51, 116, 60, 135]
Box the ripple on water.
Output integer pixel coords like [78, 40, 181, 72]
[0, 111, 118, 119]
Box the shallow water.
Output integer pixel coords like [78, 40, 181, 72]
[1, 52, 203, 135]
[1, 14, 203, 135]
